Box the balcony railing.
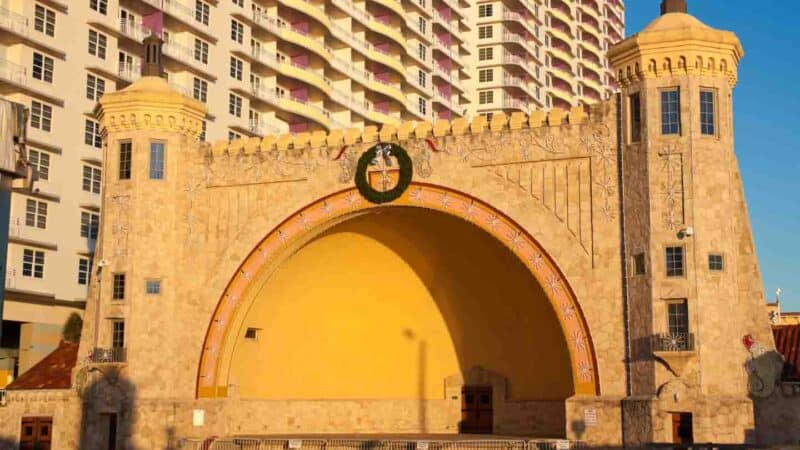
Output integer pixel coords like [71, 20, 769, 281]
[0, 6, 29, 36]
[118, 17, 149, 42]
[88, 347, 127, 364]
[0, 58, 27, 85]
[118, 61, 142, 82]
[652, 332, 695, 352]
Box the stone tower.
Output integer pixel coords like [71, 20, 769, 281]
[75, 44, 206, 448]
[610, 1, 775, 444]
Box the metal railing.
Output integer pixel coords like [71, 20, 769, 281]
[652, 332, 695, 352]
[88, 347, 127, 364]
[177, 438, 585, 450]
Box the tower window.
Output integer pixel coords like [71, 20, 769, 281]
[661, 88, 680, 135]
[111, 320, 125, 348]
[146, 279, 161, 294]
[667, 300, 689, 335]
[149, 142, 165, 180]
[665, 246, 684, 277]
[113, 273, 126, 300]
[629, 92, 641, 143]
[700, 90, 715, 136]
[708, 254, 724, 272]
[633, 252, 646, 275]
[119, 141, 132, 180]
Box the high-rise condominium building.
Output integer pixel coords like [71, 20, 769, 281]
[0, 0, 621, 386]
[473, 0, 624, 116]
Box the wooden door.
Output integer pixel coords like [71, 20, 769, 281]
[460, 386, 493, 434]
[20, 417, 52, 450]
[671, 412, 693, 447]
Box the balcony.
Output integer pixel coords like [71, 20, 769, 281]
[117, 17, 149, 43]
[651, 332, 695, 376]
[138, 0, 215, 41]
[88, 347, 127, 364]
[248, 119, 281, 136]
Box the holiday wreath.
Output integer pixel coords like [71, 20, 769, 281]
[354, 143, 413, 204]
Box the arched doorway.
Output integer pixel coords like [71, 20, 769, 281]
[197, 184, 598, 435]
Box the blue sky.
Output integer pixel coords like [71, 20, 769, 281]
[625, 2, 800, 310]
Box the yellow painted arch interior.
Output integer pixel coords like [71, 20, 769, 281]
[228, 207, 574, 401]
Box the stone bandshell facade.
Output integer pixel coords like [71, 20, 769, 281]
[0, 9, 793, 450]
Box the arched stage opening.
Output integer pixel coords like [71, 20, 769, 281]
[197, 184, 599, 436]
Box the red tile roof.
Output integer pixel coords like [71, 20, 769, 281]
[5, 340, 78, 390]
[773, 325, 800, 382]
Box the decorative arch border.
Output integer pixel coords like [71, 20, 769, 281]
[196, 183, 600, 397]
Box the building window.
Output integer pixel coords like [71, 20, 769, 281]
[195, 0, 210, 25]
[30, 101, 52, 132]
[478, 25, 493, 39]
[29, 149, 50, 180]
[418, 43, 426, 61]
[34, 5, 56, 37]
[478, 68, 493, 83]
[78, 258, 92, 285]
[667, 300, 689, 335]
[478, 90, 493, 104]
[145, 279, 161, 295]
[418, 97, 427, 115]
[478, 4, 493, 17]
[149, 142, 165, 180]
[233, 0, 244, 6]
[708, 254, 724, 272]
[700, 90, 715, 136]
[478, 47, 493, 61]
[418, 70, 426, 88]
[112, 274, 126, 300]
[22, 249, 44, 279]
[32, 52, 54, 83]
[661, 88, 680, 135]
[193, 39, 209, 64]
[228, 131, 242, 141]
[193, 77, 208, 102]
[231, 19, 244, 43]
[245, 328, 259, 340]
[90, 0, 108, 14]
[111, 320, 125, 348]
[118, 142, 132, 180]
[86, 74, 106, 101]
[88, 29, 108, 59]
[665, 246, 684, 277]
[629, 92, 641, 142]
[418, 17, 426, 35]
[81, 211, 100, 240]
[25, 199, 47, 229]
[82, 165, 102, 194]
[633, 252, 646, 275]
[84, 119, 102, 148]
[229, 93, 242, 117]
[230, 56, 243, 80]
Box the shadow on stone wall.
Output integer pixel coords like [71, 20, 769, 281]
[77, 364, 138, 450]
